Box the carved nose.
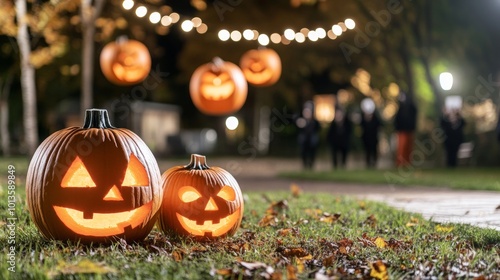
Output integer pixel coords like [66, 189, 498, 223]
[103, 185, 124, 201]
[204, 198, 218, 211]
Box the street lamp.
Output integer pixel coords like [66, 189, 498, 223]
[439, 72, 453, 91]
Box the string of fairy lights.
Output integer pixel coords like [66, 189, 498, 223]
[121, 0, 356, 46]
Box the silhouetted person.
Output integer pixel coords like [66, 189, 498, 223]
[441, 108, 465, 167]
[296, 102, 321, 170]
[360, 98, 381, 168]
[394, 92, 418, 167]
[327, 107, 352, 169]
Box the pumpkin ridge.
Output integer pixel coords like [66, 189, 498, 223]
[158, 154, 243, 239]
[26, 109, 162, 243]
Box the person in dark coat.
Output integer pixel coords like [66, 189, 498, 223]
[360, 98, 381, 168]
[327, 107, 352, 169]
[394, 92, 418, 167]
[296, 102, 321, 170]
[441, 108, 465, 167]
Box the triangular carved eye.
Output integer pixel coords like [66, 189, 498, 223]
[122, 154, 149, 187]
[61, 156, 96, 188]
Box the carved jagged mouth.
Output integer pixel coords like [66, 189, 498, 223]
[243, 69, 273, 81]
[53, 201, 153, 237]
[200, 83, 235, 100]
[176, 209, 241, 237]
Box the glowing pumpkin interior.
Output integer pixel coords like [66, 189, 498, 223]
[199, 72, 235, 100]
[176, 185, 241, 237]
[243, 58, 273, 82]
[111, 48, 148, 82]
[53, 154, 152, 237]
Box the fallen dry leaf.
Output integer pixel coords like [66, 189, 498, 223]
[435, 224, 454, 232]
[238, 260, 268, 270]
[358, 201, 366, 210]
[305, 208, 323, 219]
[267, 200, 289, 214]
[322, 254, 336, 267]
[365, 214, 377, 226]
[214, 268, 232, 276]
[320, 213, 341, 224]
[49, 259, 116, 277]
[296, 258, 305, 273]
[277, 247, 310, 258]
[339, 246, 349, 255]
[369, 260, 389, 280]
[290, 183, 302, 198]
[171, 249, 185, 262]
[259, 214, 278, 227]
[277, 227, 300, 237]
[286, 264, 298, 280]
[374, 237, 387, 248]
[270, 271, 283, 279]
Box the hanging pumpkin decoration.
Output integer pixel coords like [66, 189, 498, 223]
[100, 36, 151, 86]
[189, 57, 248, 116]
[158, 154, 244, 239]
[239, 48, 281, 87]
[26, 109, 162, 243]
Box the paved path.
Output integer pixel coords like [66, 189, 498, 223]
[158, 157, 500, 231]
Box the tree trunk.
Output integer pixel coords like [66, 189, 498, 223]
[80, 0, 105, 118]
[0, 72, 13, 156]
[15, 0, 39, 156]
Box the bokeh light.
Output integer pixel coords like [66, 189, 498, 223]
[181, 20, 194, 32]
[332, 25, 343, 36]
[170, 12, 180, 23]
[135, 6, 147, 18]
[231, 30, 242, 41]
[161, 16, 172, 26]
[149, 12, 161, 24]
[284, 29, 295, 40]
[191, 17, 202, 28]
[196, 23, 208, 34]
[345, 18, 356, 29]
[243, 29, 254, 40]
[270, 33, 282, 44]
[258, 34, 270, 46]
[225, 116, 239, 130]
[218, 29, 230, 41]
[295, 32, 305, 43]
[122, 0, 134, 10]
[315, 28, 326, 39]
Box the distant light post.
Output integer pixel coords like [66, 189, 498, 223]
[439, 72, 453, 91]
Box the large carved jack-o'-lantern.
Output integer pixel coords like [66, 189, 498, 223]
[26, 109, 162, 243]
[100, 37, 151, 86]
[189, 57, 248, 116]
[239, 48, 281, 87]
[158, 154, 244, 239]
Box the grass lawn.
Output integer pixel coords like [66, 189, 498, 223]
[1, 185, 499, 279]
[280, 168, 500, 191]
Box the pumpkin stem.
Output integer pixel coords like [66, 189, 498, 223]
[211, 57, 225, 70]
[82, 109, 115, 129]
[116, 35, 128, 45]
[186, 154, 210, 170]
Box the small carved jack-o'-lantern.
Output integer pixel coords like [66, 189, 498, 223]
[100, 37, 151, 86]
[26, 109, 162, 243]
[190, 57, 248, 116]
[158, 154, 244, 239]
[240, 48, 281, 87]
